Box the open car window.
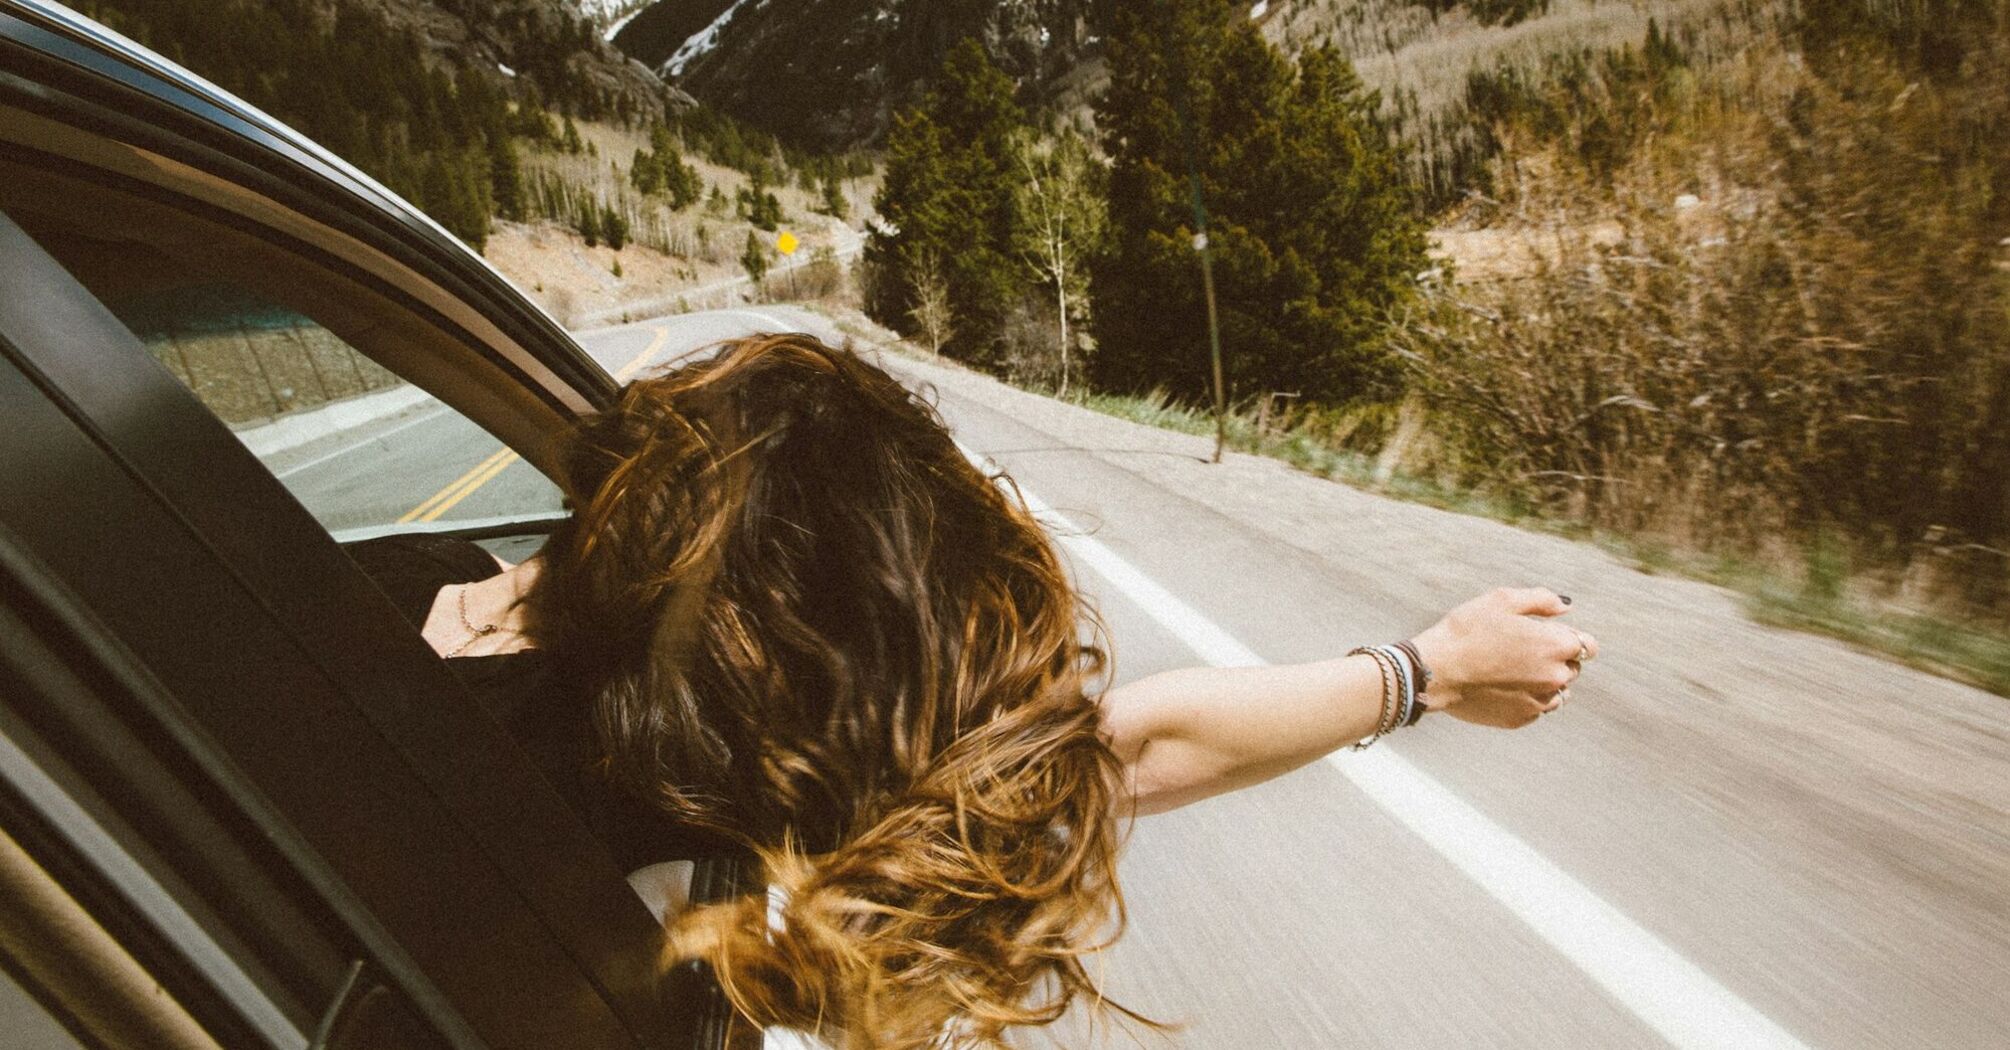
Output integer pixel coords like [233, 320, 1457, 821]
[0, 148, 566, 553]
[0, 24, 695, 1040]
[108, 281, 565, 543]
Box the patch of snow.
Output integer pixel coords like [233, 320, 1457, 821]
[665, 0, 753, 77]
[1675, 193, 1701, 211]
[1250, 0, 1270, 18]
[604, 7, 642, 42]
[497, 62, 516, 77]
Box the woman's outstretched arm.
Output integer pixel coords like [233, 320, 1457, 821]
[1098, 587, 1597, 816]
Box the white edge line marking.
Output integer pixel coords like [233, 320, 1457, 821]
[724, 308, 805, 334]
[954, 440, 1813, 1050]
[275, 404, 451, 479]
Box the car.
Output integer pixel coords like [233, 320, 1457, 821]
[0, 1, 749, 1046]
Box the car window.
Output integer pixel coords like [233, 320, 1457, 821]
[110, 279, 564, 541]
[0, 162, 566, 546]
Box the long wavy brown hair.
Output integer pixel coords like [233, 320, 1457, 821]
[525, 333, 1135, 1047]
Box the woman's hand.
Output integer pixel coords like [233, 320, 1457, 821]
[1409, 587, 1597, 728]
[1100, 586, 1599, 815]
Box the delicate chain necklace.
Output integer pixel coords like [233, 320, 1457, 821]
[447, 583, 511, 658]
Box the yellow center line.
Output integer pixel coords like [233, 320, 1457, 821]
[418, 451, 520, 522]
[393, 326, 671, 524]
[397, 447, 511, 523]
[611, 325, 671, 382]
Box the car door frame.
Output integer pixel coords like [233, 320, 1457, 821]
[0, 3, 724, 1045]
[0, 178, 693, 1050]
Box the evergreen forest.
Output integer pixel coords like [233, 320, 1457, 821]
[72, 0, 816, 255]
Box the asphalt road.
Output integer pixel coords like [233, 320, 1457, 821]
[280, 306, 2010, 1050]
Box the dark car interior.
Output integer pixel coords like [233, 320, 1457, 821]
[0, 6, 745, 1043]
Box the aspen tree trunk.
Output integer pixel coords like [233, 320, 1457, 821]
[1055, 251, 1070, 396]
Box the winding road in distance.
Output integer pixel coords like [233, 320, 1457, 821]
[281, 305, 2010, 1050]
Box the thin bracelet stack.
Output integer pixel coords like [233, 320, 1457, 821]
[1347, 642, 1430, 750]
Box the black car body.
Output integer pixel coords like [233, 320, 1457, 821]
[0, 2, 734, 1046]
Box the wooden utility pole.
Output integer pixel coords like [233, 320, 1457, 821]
[1175, 73, 1228, 463]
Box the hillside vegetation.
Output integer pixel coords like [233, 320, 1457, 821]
[75, 0, 598, 250]
[851, 0, 2010, 688]
[1374, 2, 2010, 622]
[83, 0, 864, 323]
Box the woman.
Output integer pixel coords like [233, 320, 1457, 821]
[353, 333, 1595, 1049]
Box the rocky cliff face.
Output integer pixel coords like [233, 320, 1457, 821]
[613, 0, 1097, 149]
[352, 0, 693, 120]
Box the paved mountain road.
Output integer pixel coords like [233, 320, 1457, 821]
[284, 306, 2010, 1049]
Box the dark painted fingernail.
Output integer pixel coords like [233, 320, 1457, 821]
[1560, 594, 1573, 606]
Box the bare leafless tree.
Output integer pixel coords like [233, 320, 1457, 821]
[905, 246, 956, 356]
[1015, 130, 1106, 394]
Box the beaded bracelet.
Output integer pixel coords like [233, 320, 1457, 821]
[1348, 645, 1401, 750]
[1376, 644, 1416, 731]
[1348, 642, 1435, 749]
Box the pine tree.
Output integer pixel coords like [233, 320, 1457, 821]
[631, 147, 663, 195]
[602, 203, 628, 251]
[1413, 0, 1551, 27]
[819, 169, 849, 219]
[489, 133, 525, 222]
[577, 195, 601, 247]
[737, 172, 783, 230]
[1090, 1, 1427, 404]
[865, 39, 1028, 363]
[418, 149, 489, 251]
[666, 158, 703, 210]
[650, 122, 676, 158]
[741, 230, 771, 285]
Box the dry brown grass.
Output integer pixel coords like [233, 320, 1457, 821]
[1385, 27, 2010, 626]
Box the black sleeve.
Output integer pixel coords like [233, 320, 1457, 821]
[342, 534, 504, 630]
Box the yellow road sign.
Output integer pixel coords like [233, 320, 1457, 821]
[777, 231, 800, 256]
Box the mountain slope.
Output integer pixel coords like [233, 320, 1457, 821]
[614, 0, 1095, 149]
[349, 0, 692, 120]
[609, 0, 738, 72]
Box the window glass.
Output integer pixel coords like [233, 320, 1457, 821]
[0, 162, 565, 543]
[107, 281, 565, 539]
